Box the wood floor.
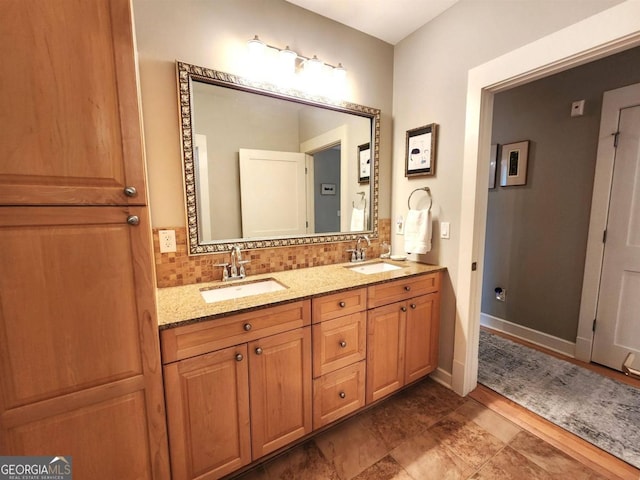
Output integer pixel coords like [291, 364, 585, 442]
[472, 327, 640, 480]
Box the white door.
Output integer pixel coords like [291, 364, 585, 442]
[239, 149, 308, 238]
[592, 104, 640, 371]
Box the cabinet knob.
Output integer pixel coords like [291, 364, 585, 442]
[404, 285, 411, 291]
[410, 303, 417, 309]
[339, 340, 347, 348]
[123, 186, 137, 197]
[235, 353, 244, 362]
[339, 301, 346, 308]
[244, 323, 252, 331]
[126, 215, 140, 226]
[339, 392, 346, 399]
[255, 347, 263, 355]
[401, 306, 407, 312]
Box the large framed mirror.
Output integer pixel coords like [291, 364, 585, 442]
[177, 61, 380, 254]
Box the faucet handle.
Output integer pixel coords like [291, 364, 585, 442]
[238, 260, 250, 277]
[215, 263, 230, 280]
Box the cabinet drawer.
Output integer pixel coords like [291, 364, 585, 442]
[311, 288, 367, 324]
[367, 272, 440, 309]
[160, 300, 311, 363]
[313, 361, 365, 429]
[312, 312, 366, 378]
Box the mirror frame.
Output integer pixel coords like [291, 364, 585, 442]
[177, 61, 381, 254]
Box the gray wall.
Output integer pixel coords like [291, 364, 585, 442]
[313, 149, 341, 233]
[482, 46, 640, 342]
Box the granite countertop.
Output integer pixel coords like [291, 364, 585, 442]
[156, 259, 445, 329]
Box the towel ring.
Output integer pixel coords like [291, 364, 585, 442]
[352, 191, 366, 208]
[408, 187, 432, 212]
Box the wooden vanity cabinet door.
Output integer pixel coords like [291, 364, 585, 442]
[404, 293, 441, 384]
[366, 302, 406, 404]
[0, 0, 147, 206]
[164, 345, 251, 480]
[249, 327, 312, 458]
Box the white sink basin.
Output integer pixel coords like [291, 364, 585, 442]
[200, 278, 287, 303]
[346, 262, 403, 275]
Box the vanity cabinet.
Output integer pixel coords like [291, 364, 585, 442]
[311, 289, 367, 428]
[161, 301, 312, 480]
[366, 273, 441, 403]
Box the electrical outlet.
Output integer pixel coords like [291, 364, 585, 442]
[495, 287, 506, 302]
[159, 229, 177, 253]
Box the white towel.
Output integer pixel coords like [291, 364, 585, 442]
[350, 207, 365, 231]
[404, 209, 432, 254]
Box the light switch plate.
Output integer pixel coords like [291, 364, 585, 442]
[159, 229, 177, 253]
[440, 222, 450, 239]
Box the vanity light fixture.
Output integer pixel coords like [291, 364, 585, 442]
[247, 35, 267, 57]
[246, 35, 347, 96]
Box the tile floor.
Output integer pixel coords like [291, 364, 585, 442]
[232, 378, 607, 479]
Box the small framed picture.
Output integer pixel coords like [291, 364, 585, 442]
[500, 141, 529, 186]
[358, 143, 370, 183]
[489, 144, 498, 189]
[321, 183, 336, 195]
[405, 123, 437, 177]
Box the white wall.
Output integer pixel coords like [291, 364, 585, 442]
[392, 0, 623, 377]
[132, 0, 393, 228]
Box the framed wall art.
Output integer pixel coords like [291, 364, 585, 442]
[489, 144, 498, 189]
[405, 123, 437, 177]
[500, 140, 529, 186]
[358, 142, 370, 183]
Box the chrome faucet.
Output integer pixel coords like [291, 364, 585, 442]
[216, 244, 250, 281]
[348, 235, 370, 262]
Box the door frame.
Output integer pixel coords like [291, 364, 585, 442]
[577, 83, 640, 364]
[454, 1, 640, 396]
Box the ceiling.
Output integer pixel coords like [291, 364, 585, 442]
[286, 0, 460, 45]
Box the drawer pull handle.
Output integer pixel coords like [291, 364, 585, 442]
[339, 392, 346, 399]
[404, 286, 411, 291]
[255, 347, 263, 355]
[235, 353, 244, 362]
[243, 323, 252, 331]
[126, 215, 140, 226]
[401, 306, 407, 312]
[339, 340, 347, 348]
[410, 303, 417, 309]
[339, 301, 346, 308]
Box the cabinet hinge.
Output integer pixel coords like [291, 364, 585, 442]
[592, 319, 597, 332]
[613, 131, 620, 148]
[603, 230, 607, 244]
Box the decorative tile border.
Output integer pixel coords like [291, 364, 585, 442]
[153, 219, 391, 288]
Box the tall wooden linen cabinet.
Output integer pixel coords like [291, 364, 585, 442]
[0, 1, 170, 478]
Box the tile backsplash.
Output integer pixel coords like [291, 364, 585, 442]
[153, 218, 391, 288]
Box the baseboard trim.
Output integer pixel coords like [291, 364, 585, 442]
[480, 313, 576, 358]
[430, 367, 452, 389]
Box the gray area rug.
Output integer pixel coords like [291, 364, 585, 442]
[478, 329, 640, 468]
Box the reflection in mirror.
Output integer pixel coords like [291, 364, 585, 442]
[177, 62, 380, 254]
